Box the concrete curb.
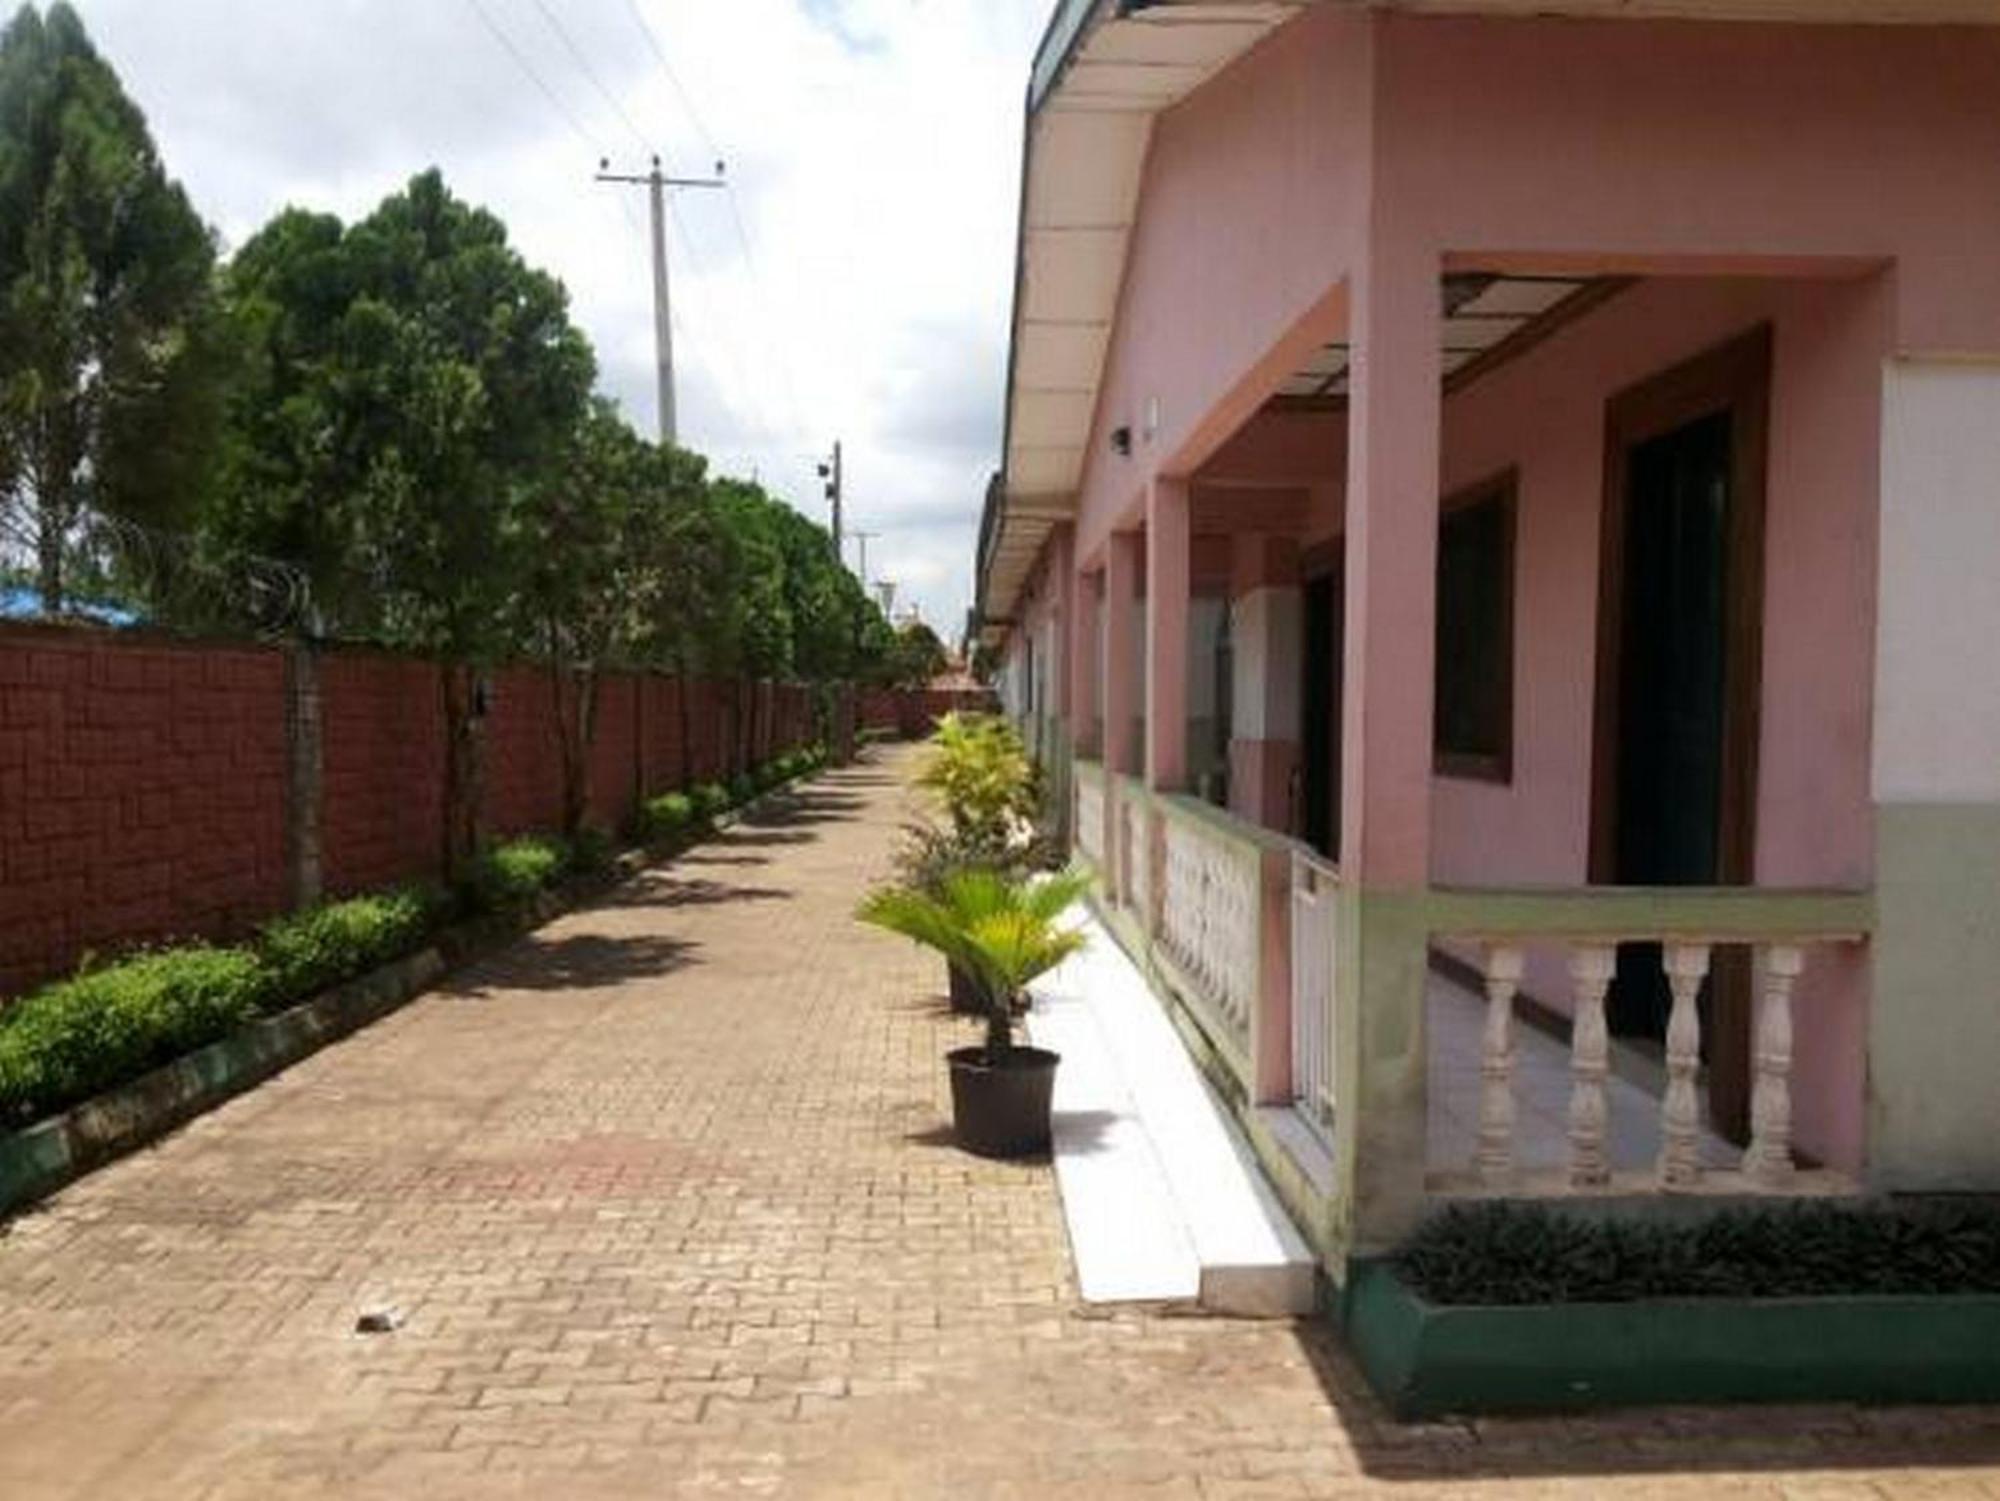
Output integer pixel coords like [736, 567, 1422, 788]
[0, 760, 839, 1221]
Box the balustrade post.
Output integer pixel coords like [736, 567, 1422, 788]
[1658, 942, 1712, 1190]
[1567, 945, 1616, 1189]
[1743, 943, 1804, 1187]
[1476, 945, 1525, 1188]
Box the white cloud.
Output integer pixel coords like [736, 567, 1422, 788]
[65, 0, 1047, 635]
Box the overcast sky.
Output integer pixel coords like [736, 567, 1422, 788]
[65, 0, 1048, 637]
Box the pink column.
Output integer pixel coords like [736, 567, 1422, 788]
[1103, 531, 1142, 777]
[1102, 529, 1143, 904]
[1050, 523, 1077, 739]
[1228, 531, 1303, 833]
[1070, 566, 1100, 757]
[1145, 475, 1191, 793]
[1340, 250, 1440, 886]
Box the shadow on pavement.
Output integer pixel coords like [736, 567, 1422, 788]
[453, 931, 697, 996]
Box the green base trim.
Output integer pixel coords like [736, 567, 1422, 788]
[1344, 1258, 2000, 1418]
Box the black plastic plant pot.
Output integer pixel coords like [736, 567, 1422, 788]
[946, 961, 984, 1015]
[946, 1045, 1060, 1158]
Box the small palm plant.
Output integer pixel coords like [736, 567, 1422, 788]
[858, 868, 1089, 1056]
[914, 712, 1038, 848]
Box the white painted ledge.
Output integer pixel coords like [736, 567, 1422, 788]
[1028, 906, 1316, 1317]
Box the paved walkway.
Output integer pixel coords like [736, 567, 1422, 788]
[0, 747, 1996, 1499]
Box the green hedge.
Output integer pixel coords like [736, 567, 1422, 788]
[1397, 1200, 2000, 1305]
[468, 835, 571, 911]
[0, 757, 837, 1130]
[0, 947, 267, 1126]
[642, 791, 697, 839]
[257, 888, 442, 1001]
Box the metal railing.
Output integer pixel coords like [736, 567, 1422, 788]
[1290, 849, 1339, 1142]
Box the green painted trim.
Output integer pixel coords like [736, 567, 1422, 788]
[1423, 884, 1872, 941]
[1344, 1258, 2000, 1418]
[1153, 790, 1301, 859]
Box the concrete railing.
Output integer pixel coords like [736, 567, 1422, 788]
[1429, 886, 1870, 1197]
[1073, 758, 1106, 871]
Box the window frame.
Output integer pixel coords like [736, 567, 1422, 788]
[1432, 469, 1518, 785]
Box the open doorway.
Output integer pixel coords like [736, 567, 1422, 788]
[1300, 543, 1344, 860]
[1590, 326, 1770, 1143]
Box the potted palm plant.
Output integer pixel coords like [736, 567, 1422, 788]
[859, 868, 1088, 1157]
[901, 713, 1047, 1015]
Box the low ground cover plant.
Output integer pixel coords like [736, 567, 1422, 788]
[1397, 1199, 2000, 1304]
[257, 888, 443, 1001]
[642, 791, 697, 839]
[469, 835, 571, 911]
[0, 946, 268, 1126]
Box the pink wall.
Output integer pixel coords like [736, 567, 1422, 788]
[1070, 8, 2000, 572]
[1186, 276, 1885, 1168]
[1072, 6, 1374, 566]
[1036, 6, 2000, 1176]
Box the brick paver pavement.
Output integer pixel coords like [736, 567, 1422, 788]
[1, 746, 1997, 1499]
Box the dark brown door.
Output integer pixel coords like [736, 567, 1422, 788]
[1591, 327, 1769, 1143]
[1301, 548, 1344, 859]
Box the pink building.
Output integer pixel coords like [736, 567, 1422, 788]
[974, 0, 2000, 1267]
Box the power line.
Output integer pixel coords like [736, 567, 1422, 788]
[619, 0, 722, 160]
[528, 0, 652, 155]
[616, 0, 805, 445]
[464, 0, 602, 155]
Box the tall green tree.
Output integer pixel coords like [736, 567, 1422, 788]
[519, 401, 697, 835]
[0, 2, 221, 614]
[213, 170, 595, 875]
[887, 619, 948, 690]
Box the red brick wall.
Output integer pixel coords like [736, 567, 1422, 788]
[1, 625, 883, 999]
[0, 624, 290, 998]
[858, 687, 997, 738]
[319, 650, 445, 897]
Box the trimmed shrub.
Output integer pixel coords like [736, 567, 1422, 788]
[1396, 1200, 2000, 1305]
[257, 889, 439, 1002]
[0, 947, 267, 1126]
[642, 791, 696, 840]
[469, 835, 570, 911]
[728, 772, 756, 806]
[690, 782, 731, 820]
[568, 826, 615, 876]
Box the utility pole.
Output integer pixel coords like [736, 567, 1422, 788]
[596, 155, 725, 445]
[848, 529, 880, 584]
[816, 441, 843, 561]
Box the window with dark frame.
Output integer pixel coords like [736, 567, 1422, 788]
[1433, 474, 1516, 782]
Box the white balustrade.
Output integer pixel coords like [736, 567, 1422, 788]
[1154, 801, 1259, 1054]
[1430, 901, 1858, 1198]
[1743, 943, 1804, 1187]
[1565, 945, 1616, 1188]
[1074, 767, 1105, 868]
[1475, 946, 1525, 1188]
[1290, 851, 1338, 1139]
[1119, 786, 1151, 925]
[1658, 942, 1711, 1189]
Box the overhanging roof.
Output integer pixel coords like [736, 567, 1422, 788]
[984, 2, 1306, 641]
[978, 0, 2000, 643]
